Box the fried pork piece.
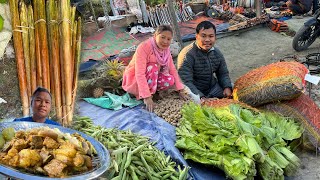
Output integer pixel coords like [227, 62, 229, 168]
[83, 155, 93, 169]
[1, 148, 19, 167]
[29, 135, 43, 149]
[54, 142, 77, 158]
[28, 128, 40, 135]
[7, 147, 18, 157]
[43, 136, 59, 149]
[55, 154, 74, 166]
[73, 152, 84, 167]
[15, 130, 26, 139]
[39, 148, 53, 164]
[8, 154, 19, 167]
[44, 159, 67, 178]
[18, 149, 42, 168]
[13, 138, 28, 151]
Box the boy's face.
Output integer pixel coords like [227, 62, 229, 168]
[32, 91, 51, 119]
[196, 27, 216, 51]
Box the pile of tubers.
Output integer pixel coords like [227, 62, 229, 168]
[153, 91, 190, 126]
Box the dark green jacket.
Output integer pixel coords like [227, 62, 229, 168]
[177, 42, 232, 97]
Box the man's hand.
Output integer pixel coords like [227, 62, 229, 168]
[200, 97, 207, 103]
[223, 88, 232, 98]
[144, 97, 154, 112]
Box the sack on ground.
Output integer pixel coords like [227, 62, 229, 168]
[233, 61, 308, 106]
[261, 94, 320, 151]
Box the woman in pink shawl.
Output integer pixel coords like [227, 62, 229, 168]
[122, 25, 188, 112]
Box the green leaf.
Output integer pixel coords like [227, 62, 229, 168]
[264, 112, 303, 141]
[0, 0, 7, 3]
[0, 15, 3, 32]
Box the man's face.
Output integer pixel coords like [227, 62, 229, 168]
[196, 28, 216, 51]
[32, 92, 51, 119]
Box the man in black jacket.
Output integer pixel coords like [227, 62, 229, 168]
[177, 21, 232, 100]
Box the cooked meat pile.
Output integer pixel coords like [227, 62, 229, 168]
[0, 127, 96, 178]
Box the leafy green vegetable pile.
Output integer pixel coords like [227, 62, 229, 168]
[176, 103, 303, 180]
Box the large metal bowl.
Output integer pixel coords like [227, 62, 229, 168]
[0, 122, 110, 180]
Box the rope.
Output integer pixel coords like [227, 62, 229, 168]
[59, 104, 73, 126]
[48, 20, 59, 25]
[13, 29, 26, 33]
[58, 18, 72, 25]
[34, 19, 46, 25]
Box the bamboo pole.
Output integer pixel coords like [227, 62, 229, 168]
[37, 0, 50, 90]
[46, 0, 55, 116]
[19, 1, 31, 103]
[72, 17, 81, 115]
[28, 4, 37, 93]
[58, 1, 66, 125]
[70, 6, 76, 84]
[9, 0, 29, 116]
[48, 0, 62, 121]
[60, 0, 73, 125]
[33, 1, 42, 87]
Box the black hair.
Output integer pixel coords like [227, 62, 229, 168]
[154, 25, 173, 36]
[31, 87, 52, 105]
[196, 21, 216, 34]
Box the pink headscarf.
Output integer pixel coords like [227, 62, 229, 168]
[150, 37, 170, 66]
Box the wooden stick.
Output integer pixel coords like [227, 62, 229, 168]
[38, 0, 50, 90]
[28, 4, 37, 94]
[19, 1, 31, 102]
[9, 0, 29, 116]
[60, 0, 73, 125]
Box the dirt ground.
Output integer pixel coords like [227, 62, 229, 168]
[1, 16, 320, 179]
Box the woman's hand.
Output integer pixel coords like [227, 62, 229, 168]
[223, 88, 232, 98]
[179, 90, 190, 101]
[144, 97, 154, 112]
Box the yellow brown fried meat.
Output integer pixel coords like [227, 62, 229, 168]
[0, 127, 96, 178]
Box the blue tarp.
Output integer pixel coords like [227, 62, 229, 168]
[78, 101, 225, 180]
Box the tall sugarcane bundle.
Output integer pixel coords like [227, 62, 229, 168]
[8, 0, 29, 116]
[9, 0, 82, 126]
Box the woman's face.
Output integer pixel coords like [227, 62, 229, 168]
[154, 30, 173, 50]
[32, 91, 51, 119]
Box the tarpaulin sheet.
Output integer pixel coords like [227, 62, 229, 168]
[78, 100, 225, 179]
[81, 27, 139, 62]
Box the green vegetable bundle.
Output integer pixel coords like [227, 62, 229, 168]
[73, 117, 189, 180]
[176, 102, 303, 180]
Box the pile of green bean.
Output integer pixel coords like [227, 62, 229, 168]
[73, 116, 189, 180]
